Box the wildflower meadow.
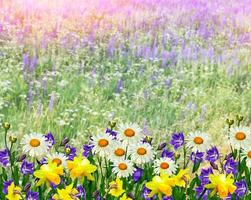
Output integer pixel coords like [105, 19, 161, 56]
[0, 0, 251, 199]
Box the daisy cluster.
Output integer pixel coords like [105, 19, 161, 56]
[1, 118, 251, 200]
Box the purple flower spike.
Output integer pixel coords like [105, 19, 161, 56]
[3, 180, 13, 194]
[206, 146, 219, 163]
[170, 132, 184, 150]
[161, 149, 174, 160]
[21, 160, 34, 175]
[190, 151, 204, 164]
[224, 158, 237, 175]
[195, 185, 210, 200]
[26, 191, 39, 200]
[133, 167, 143, 182]
[199, 167, 213, 186]
[44, 132, 55, 148]
[235, 179, 248, 197]
[0, 149, 10, 167]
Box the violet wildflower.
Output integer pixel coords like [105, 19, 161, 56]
[206, 146, 219, 163]
[195, 185, 210, 200]
[44, 132, 55, 148]
[26, 191, 39, 200]
[142, 187, 157, 200]
[224, 158, 237, 175]
[162, 196, 173, 200]
[21, 160, 34, 175]
[76, 185, 86, 199]
[65, 145, 77, 160]
[0, 149, 10, 167]
[235, 179, 248, 197]
[170, 132, 184, 150]
[161, 149, 174, 160]
[82, 144, 94, 158]
[190, 151, 204, 164]
[199, 167, 213, 186]
[3, 180, 13, 194]
[105, 128, 117, 137]
[132, 167, 143, 182]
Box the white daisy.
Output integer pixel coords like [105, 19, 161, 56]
[47, 152, 67, 167]
[154, 157, 177, 175]
[112, 159, 135, 178]
[229, 126, 251, 150]
[91, 133, 114, 157]
[186, 131, 212, 152]
[117, 123, 143, 145]
[129, 142, 154, 165]
[108, 142, 128, 162]
[21, 133, 49, 158]
[242, 147, 251, 168]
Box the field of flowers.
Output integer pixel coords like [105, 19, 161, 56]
[0, 0, 251, 199]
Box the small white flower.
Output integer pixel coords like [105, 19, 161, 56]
[21, 133, 49, 158]
[186, 131, 212, 152]
[117, 123, 143, 145]
[154, 157, 177, 175]
[91, 133, 114, 157]
[112, 159, 135, 178]
[229, 126, 251, 150]
[129, 142, 154, 165]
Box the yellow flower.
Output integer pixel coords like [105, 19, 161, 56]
[5, 182, 22, 200]
[108, 177, 125, 197]
[173, 168, 190, 187]
[119, 193, 132, 200]
[67, 155, 97, 180]
[52, 183, 79, 200]
[145, 173, 175, 199]
[205, 174, 236, 198]
[34, 160, 64, 186]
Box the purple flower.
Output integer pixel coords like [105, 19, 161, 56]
[44, 132, 55, 148]
[76, 185, 86, 199]
[21, 160, 34, 175]
[162, 197, 173, 200]
[206, 146, 219, 163]
[3, 180, 13, 194]
[199, 167, 213, 186]
[26, 191, 39, 200]
[142, 187, 157, 200]
[66, 145, 77, 160]
[132, 167, 143, 182]
[190, 151, 204, 164]
[105, 128, 117, 137]
[82, 144, 94, 158]
[224, 158, 237, 175]
[195, 185, 210, 200]
[235, 179, 248, 197]
[161, 149, 174, 160]
[170, 132, 184, 150]
[0, 149, 10, 167]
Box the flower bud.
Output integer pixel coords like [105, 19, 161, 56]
[17, 154, 26, 162]
[226, 119, 234, 126]
[145, 136, 152, 144]
[65, 147, 71, 155]
[210, 162, 218, 170]
[236, 115, 244, 122]
[157, 143, 167, 150]
[24, 183, 31, 192]
[108, 120, 116, 129]
[127, 192, 135, 199]
[92, 190, 100, 198]
[2, 122, 10, 130]
[60, 138, 70, 146]
[9, 135, 17, 143]
[174, 152, 181, 160]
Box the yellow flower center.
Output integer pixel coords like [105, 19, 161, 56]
[98, 139, 109, 147]
[124, 128, 135, 137]
[160, 162, 169, 169]
[52, 158, 62, 166]
[247, 151, 251, 158]
[137, 147, 147, 155]
[235, 132, 246, 140]
[118, 163, 127, 170]
[29, 139, 41, 147]
[193, 137, 204, 144]
[114, 148, 125, 156]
